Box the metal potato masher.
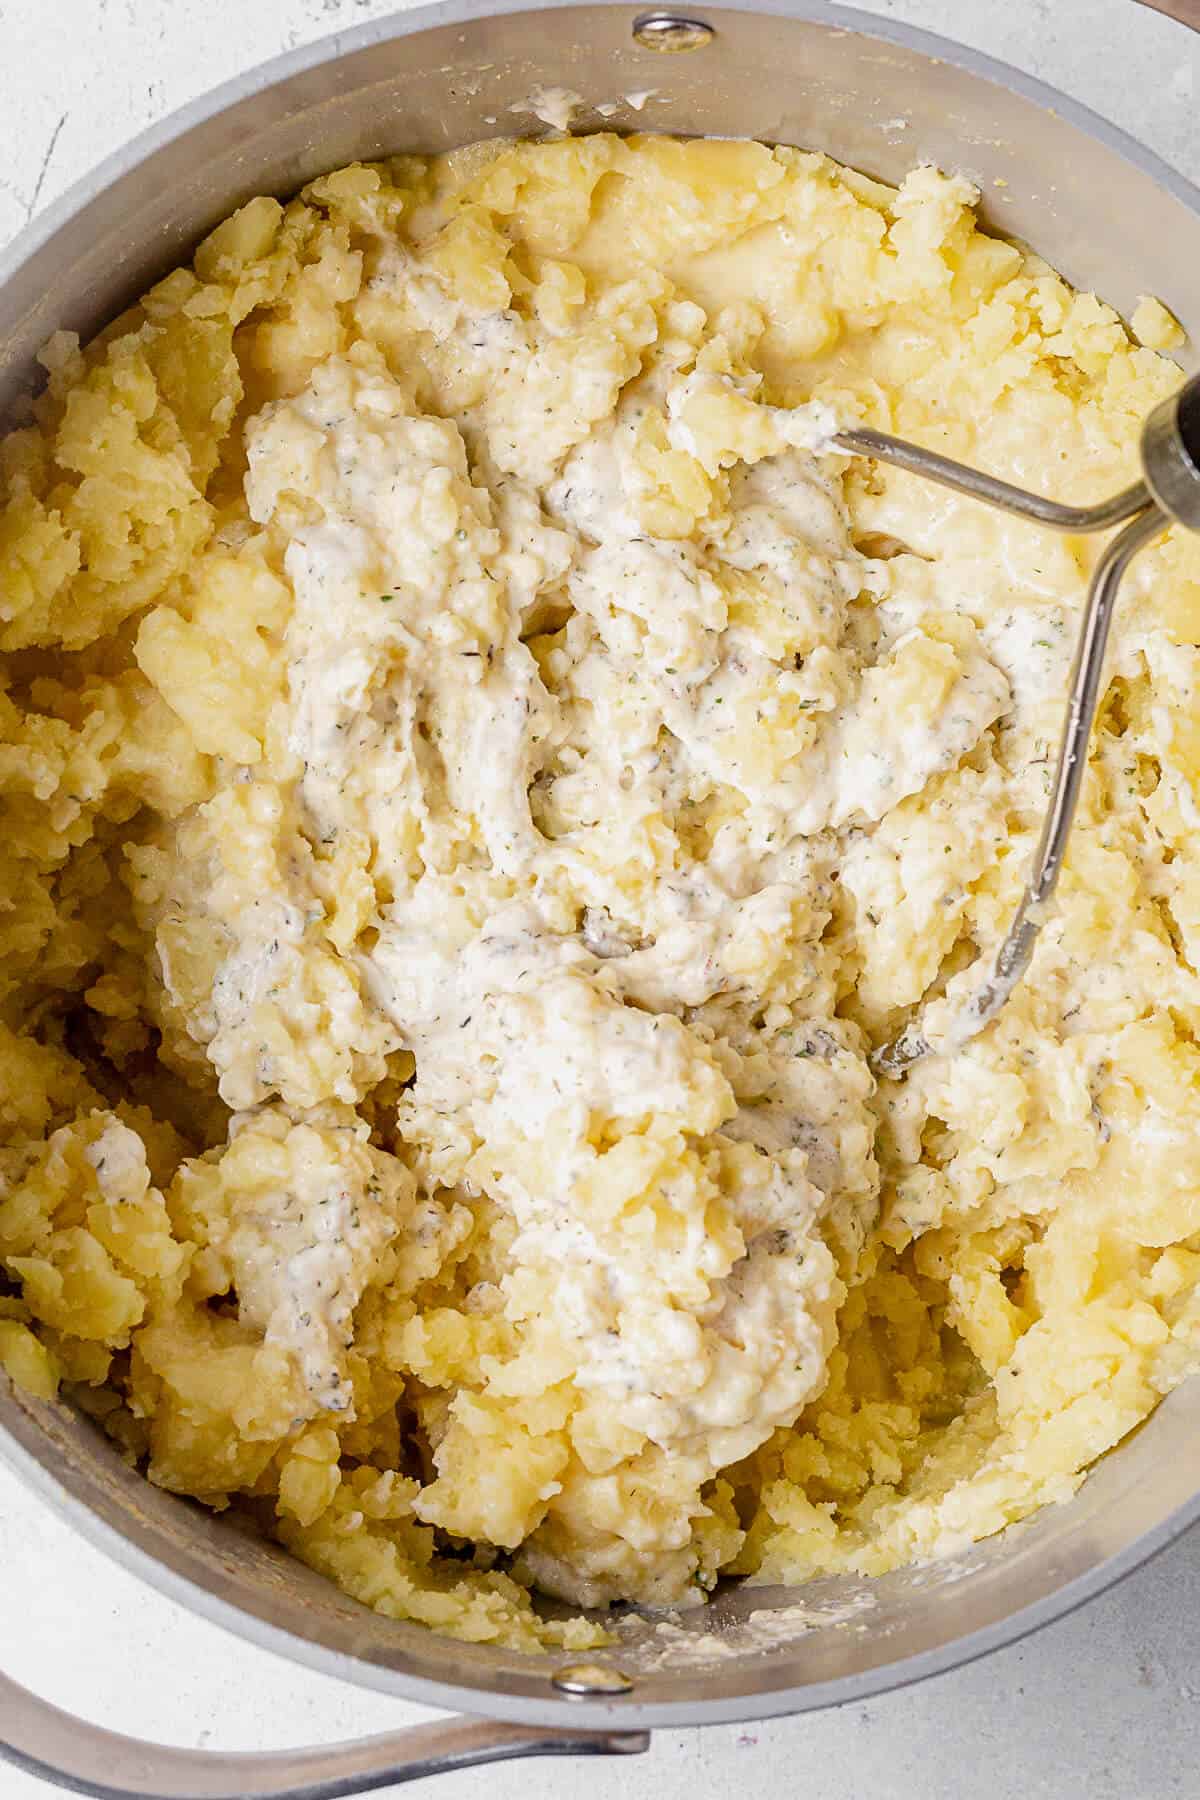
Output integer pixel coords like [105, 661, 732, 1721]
[835, 374, 1200, 1076]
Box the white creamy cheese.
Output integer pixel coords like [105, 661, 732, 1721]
[208, 1114, 405, 1415]
[218, 244, 1037, 1597]
[84, 1119, 153, 1204]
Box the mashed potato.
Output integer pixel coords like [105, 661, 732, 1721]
[1, 135, 1198, 1648]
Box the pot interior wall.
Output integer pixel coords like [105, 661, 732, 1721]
[1, 0, 1197, 423]
[1, 0, 1199, 1726]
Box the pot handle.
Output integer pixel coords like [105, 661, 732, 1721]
[0, 1668, 650, 1800]
[1136, 0, 1200, 27]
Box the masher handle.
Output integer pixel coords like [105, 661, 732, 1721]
[833, 428, 1150, 532]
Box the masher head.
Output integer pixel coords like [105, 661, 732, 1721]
[1142, 372, 1200, 530]
[870, 371, 1200, 1079]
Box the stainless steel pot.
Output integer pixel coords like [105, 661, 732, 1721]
[2, 4, 1200, 1792]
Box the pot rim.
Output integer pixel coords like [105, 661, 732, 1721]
[5, 1387, 1200, 1729]
[3, 0, 1199, 312]
[2, 0, 1200, 1732]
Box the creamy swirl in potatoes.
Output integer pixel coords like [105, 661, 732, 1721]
[0, 135, 1197, 1648]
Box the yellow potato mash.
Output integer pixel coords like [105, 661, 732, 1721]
[1, 134, 1198, 1649]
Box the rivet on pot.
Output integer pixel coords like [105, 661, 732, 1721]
[632, 12, 715, 52]
[552, 1661, 635, 1696]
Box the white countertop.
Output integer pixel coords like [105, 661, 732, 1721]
[1, 2, 1198, 1795]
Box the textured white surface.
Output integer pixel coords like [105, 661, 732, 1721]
[1, 1, 1199, 1795]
